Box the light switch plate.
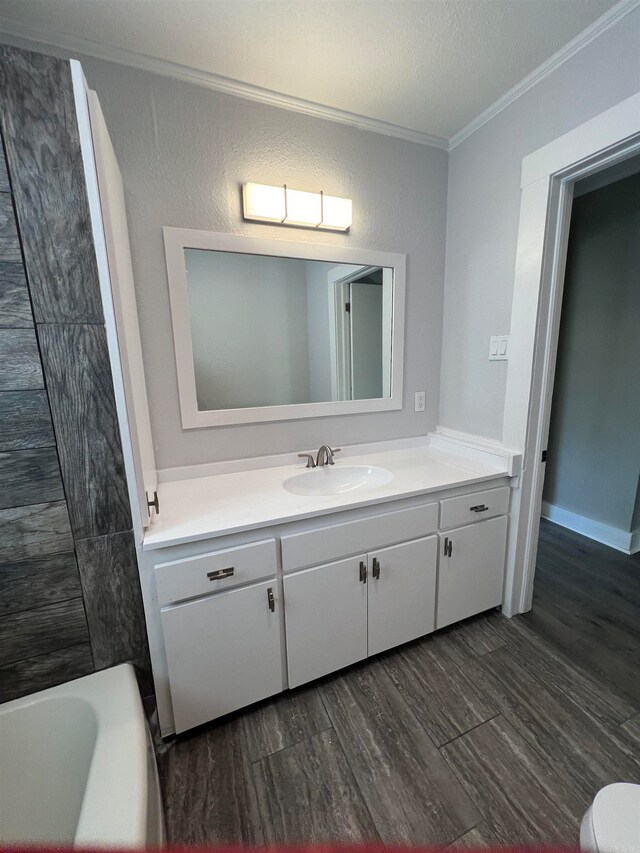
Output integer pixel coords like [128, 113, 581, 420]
[414, 391, 426, 412]
[489, 335, 509, 361]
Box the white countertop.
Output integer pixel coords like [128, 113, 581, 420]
[143, 444, 511, 551]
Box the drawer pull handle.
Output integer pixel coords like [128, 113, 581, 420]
[470, 504, 489, 513]
[443, 537, 453, 558]
[359, 560, 367, 583]
[372, 557, 381, 580]
[207, 567, 234, 581]
[267, 587, 275, 612]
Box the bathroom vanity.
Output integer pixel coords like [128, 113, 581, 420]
[71, 62, 521, 738]
[138, 440, 517, 735]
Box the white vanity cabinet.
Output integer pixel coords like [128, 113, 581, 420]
[155, 538, 284, 733]
[146, 478, 512, 736]
[284, 535, 438, 687]
[367, 536, 438, 655]
[161, 580, 283, 733]
[284, 556, 369, 688]
[437, 486, 510, 629]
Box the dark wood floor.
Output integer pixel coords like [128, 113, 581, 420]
[158, 519, 640, 847]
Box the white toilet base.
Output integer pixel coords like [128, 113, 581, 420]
[580, 783, 640, 853]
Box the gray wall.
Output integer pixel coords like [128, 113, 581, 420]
[633, 480, 640, 533]
[542, 173, 640, 532]
[74, 56, 448, 468]
[187, 250, 311, 409]
[440, 6, 640, 441]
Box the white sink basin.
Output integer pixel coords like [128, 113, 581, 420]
[283, 464, 394, 496]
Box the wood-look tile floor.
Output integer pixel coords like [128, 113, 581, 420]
[158, 519, 640, 846]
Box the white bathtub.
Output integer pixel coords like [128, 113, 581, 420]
[0, 663, 165, 847]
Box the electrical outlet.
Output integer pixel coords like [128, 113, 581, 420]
[414, 391, 426, 412]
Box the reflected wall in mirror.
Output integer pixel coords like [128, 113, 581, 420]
[164, 230, 405, 427]
[185, 250, 393, 410]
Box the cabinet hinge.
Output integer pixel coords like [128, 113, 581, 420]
[541, 449, 548, 463]
[345, 302, 351, 313]
[146, 490, 160, 515]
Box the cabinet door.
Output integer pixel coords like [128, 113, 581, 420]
[437, 515, 508, 630]
[368, 536, 437, 656]
[284, 556, 368, 688]
[161, 580, 283, 733]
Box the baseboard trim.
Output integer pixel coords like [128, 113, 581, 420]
[541, 501, 638, 554]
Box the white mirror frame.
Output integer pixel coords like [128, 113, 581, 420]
[163, 228, 406, 428]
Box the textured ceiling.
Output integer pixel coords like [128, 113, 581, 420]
[0, 0, 622, 140]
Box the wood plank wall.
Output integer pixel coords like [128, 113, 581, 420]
[0, 45, 152, 703]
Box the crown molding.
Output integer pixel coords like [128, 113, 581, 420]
[0, 0, 637, 155]
[449, 0, 640, 150]
[0, 16, 449, 151]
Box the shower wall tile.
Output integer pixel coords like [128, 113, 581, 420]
[0, 447, 64, 510]
[0, 328, 43, 390]
[0, 46, 103, 324]
[0, 501, 74, 563]
[0, 597, 90, 667]
[0, 47, 151, 703]
[38, 323, 132, 538]
[0, 152, 9, 192]
[0, 643, 94, 703]
[0, 190, 20, 262]
[75, 531, 152, 693]
[0, 261, 32, 327]
[0, 551, 82, 617]
[0, 391, 55, 452]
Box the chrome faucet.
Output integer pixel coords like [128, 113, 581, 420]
[297, 445, 341, 468]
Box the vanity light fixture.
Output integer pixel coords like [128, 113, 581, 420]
[242, 182, 352, 232]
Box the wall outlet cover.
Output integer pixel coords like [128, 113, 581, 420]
[414, 391, 426, 412]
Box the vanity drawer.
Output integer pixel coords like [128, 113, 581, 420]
[281, 503, 438, 572]
[439, 486, 509, 531]
[154, 538, 277, 606]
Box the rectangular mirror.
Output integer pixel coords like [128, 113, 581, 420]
[164, 229, 405, 427]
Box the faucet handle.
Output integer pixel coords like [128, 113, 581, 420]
[298, 453, 316, 469]
[327, 447, 341, 465]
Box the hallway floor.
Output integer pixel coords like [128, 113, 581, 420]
[158, 519, 640, 846]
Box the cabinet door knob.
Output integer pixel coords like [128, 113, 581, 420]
[267, 587, 275, 612]
[372, 557, 381, 579]
[359, 560, 367, 583]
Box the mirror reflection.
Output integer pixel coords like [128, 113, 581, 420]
[184, 249, 393, 411]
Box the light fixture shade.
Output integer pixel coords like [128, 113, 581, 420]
[242, 182, 286, 222]
[242, 182, 352, 231]
[284, 187, 322, 227]
[321, 194, 352, 231]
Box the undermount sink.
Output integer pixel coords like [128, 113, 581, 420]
[283, 464, 394, 496]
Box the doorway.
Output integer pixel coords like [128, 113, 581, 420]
[501, 91, 640, 617]
[541, 165, 640, 555]
[524, 161, 640, 700]
[332, 266, 393, 401]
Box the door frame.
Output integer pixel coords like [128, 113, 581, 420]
[502, 92, 640, 618]
[330, 264, 381, 400]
